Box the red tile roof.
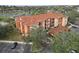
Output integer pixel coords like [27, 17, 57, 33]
[15, 12, 65, 26]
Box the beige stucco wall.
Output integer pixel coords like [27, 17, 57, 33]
[19, 22, 23, 33]
[62, 17, 68, 26]
[54, 18, 58, 27]
[24, 25, 28, 34]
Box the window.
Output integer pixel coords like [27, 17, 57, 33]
[50, 18, 54, 27]
[45, 19, 50, 29]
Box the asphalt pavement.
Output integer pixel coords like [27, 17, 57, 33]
[0, 42, 31, 53]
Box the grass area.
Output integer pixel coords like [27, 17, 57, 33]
[0, 33, 22, 41]
[0, 16, 10, 22]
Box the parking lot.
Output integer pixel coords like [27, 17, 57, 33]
[0, 41, 32, 53]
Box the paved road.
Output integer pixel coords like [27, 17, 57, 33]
[71, 27, 79, 31]
[68, 23, 79, 33]
[0, 42, 31, 53]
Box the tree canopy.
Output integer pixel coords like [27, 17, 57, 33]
[51, 32, 79, 53]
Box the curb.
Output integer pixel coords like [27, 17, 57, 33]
[0, 40, 32, 45]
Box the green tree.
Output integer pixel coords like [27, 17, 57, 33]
[25, 28, 49, 52]
[51, 32, 79, 53]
